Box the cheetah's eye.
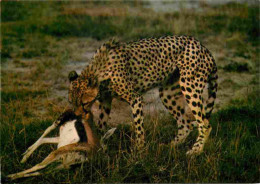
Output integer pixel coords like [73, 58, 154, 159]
[87, 79, 92, 87]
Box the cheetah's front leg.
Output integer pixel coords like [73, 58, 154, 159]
[130, 96, 145, 150]
[110, 79, 145, 150]
[96, 98, 112, 131]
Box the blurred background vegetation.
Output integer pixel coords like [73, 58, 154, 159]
[1, 1, 259, 183]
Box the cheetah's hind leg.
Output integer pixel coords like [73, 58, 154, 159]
[159, 81, 195, 147]
[179, 74, 213, 156]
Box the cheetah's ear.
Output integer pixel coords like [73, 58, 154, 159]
[107, 38, 119, 48]
[110, 37, 119, 44]
[68, 71, 78, 82]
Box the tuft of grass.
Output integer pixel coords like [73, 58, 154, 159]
[1, 1, 31, 22]
[223, 61, 250, 72]
[209, 91, 260, 182]
[1, 90, 47, 103]
[42, 15, 117, 40]
[196, 3, 259, 44]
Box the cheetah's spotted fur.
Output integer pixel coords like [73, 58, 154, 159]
[68, 35, 218, 155]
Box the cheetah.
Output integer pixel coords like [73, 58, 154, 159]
[68, 35, 218, 155]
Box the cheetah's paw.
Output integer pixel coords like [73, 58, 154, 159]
[186, 147, 203, 156]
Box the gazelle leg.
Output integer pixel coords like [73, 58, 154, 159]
[18, 172, 41, 178]
[9, 143, 93, 180]
[9, 159, 78, 180]
[22, 123, 56, 156]
[41, 137, 60, 144]
[21, 137, 59, 163]
[9, 151, 62, 180]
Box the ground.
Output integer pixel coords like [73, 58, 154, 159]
[1, 1, 259, 183]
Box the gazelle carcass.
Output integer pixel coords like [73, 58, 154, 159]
[7, 109, 116, 180]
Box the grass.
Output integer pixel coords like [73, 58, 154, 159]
[223, 61, 250, 72]
[1, 1, 259, 183]
[1, 91, 259, 183]
[2, 2, 259, 60]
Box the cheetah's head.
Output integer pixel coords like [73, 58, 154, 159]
[68, 71, 99, 114]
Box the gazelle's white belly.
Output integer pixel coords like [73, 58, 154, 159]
[58, 120, 80, 148]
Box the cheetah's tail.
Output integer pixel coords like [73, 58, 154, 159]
[204, 66, 218, 121]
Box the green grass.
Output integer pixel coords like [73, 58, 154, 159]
[1, 90, 46, 102]
[1, 91, 259, 183]
[2, 1, 259, 61]
[42, 15, 117, 39]
[223, 61, 250, 72]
